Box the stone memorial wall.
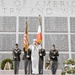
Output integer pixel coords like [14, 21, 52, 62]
[0, 0, 75, 70]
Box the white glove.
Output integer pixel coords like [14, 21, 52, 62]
[40, 53, 42, 56]
[27, 55, 29, 58]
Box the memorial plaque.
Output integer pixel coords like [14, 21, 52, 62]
[45, 17, 68, 32]
[0, 34, 16, 51]
[71, 35, 75, 52]
[45, 34, 68, 51]
[19, 34, 36, 50]
[19, 17, 39, 32]
[70, 17, 75, 33]
[0, 17, 16, 32]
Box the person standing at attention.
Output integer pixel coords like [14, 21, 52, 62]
[49, 45, 59, 75]
[12, 44, 21, 75]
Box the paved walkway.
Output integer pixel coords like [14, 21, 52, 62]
[0, 70, 61, 75]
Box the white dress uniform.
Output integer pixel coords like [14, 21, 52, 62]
[29, 44, 41, 74]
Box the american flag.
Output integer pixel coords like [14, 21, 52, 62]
[23, 18, 28, 51]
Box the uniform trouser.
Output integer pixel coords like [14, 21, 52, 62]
[24, 59, 31, 74]
[39, 58, 43, 74]
[51, 61, 58, 75]
[14, 61, 20, 74]
[32, 57, 39, 74]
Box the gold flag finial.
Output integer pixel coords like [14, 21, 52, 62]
[25, 17, 28, 33]
[25, 17, 27, 25]
[26, 17, 27, 19]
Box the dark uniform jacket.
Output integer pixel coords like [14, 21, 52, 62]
[13, 48, 21, 61]
[49, 49, 59, 61]
[22, 48, 31, 60]
[39, 48, 46, 60]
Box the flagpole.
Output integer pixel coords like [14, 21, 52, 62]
[39, 15, 42, 46]
[39, 15, 42, 26]
[26, 17, 28, 52]
[24, 17, 28, 52]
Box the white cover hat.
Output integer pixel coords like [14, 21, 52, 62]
[33, 39, 37, 42]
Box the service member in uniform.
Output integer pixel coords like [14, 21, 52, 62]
[12, 44, 21, 75]
[49, 45, 59, 75]
[39, 48, 46, 74]
[22, 47, 31, 75]
[29, 39, 41, 74]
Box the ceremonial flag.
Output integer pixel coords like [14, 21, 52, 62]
[36, 25, 42, 44]
[23, 18, 28, 51]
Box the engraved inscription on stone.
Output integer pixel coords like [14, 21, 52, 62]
[45, 17, 68, 32]
[19, 34, 36, 50]
[0, 17, 16, 32]
[0, 34, 16, 50]
[71, 35, 75, 52]
[20, 53, 24, 69]
[70, 17, 75, 33]
[72, 54, 75, 59]
[58, 54, 69, 69]
[45, 53, 50, 62]
[19, 17, 39, 32]
[0, 53, 12, 64]
[45, 34, 68, 51]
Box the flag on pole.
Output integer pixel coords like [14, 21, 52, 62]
[36, 25, 42, 44]
[23, 18, 28, 51]
[36, 15, 42, 44]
